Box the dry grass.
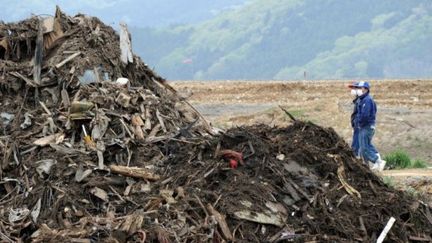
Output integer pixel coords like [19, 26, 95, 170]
[172, 80, 432, 163]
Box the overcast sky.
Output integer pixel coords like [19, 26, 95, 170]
[1, 0, 120, 21]
[0, 0, 248, 27]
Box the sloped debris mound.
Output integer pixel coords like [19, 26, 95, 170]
[0, 7, 209, 242]
[0, 7, 168, 91]
[155, 122, 432, 242]
[1, 8, 432, 243]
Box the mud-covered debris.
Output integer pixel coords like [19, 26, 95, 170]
[1, 7, 432, 243]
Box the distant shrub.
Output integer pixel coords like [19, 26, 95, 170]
[384, 150, 411, 169]
[412, 159, 428, 169]
[384, 150, 428, 169]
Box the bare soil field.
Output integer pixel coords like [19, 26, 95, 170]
[172, 79, 432, 164]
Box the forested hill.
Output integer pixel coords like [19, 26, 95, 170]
[132, 0, 432, 80]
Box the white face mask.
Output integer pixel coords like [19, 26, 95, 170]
[350, 89, 357, 96]
[356, 89, 364, 96]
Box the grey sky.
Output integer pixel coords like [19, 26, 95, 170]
[0, 0, 249, 27]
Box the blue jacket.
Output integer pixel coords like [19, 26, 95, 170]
[355, 92, 376, 128]
[351, 97, 359, 128]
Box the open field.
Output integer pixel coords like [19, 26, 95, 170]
[172, 79, 432, 163]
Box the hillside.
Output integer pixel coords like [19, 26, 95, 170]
[134, 0, 432, 80]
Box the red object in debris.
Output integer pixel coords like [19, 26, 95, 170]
[136, 230, 146, 243]
[220, 149, 244, 169]
[229, 159, 238, 169]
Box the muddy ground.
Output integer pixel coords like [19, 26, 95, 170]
[172, 80, 432, 164]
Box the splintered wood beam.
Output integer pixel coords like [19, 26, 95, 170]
[33, 19, 44, 85]
[119, 23, 133, 64]
[109, 165, 160, 181]
[55, 51, 81, 69]
[207, 204, 233, 240]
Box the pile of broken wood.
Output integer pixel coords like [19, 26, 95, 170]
[1, 8, 432, 243]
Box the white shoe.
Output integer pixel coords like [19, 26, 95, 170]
[376, 153, 381, 160]
[377, 159, 386, 171]
[370, 162, 379, 171]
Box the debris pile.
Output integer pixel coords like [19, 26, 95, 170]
[1, 8, 432, 243]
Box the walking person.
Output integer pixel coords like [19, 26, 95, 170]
[352, 81, 386, 171]
[348, 82, 360, 158]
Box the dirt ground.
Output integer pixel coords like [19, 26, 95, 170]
[172, 79, 432, 164]
[383, 169, 432, 177]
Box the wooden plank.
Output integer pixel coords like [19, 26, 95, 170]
[109, 165, 160, 181]
[10, 72, 37, 87]
[207, 204, 233, 240]
[288, 178, 312, 202]
[55, 52, 81, 69]
[377, 217, 396, 243]
[119, 23, 133, 64]
[33, 20, 44, 85]
[408, 236, 432, 242]
[156, 109, 167, 133]
[284, 182, 301, 201]
[61, 89, 70, 108]
[42, 17, 55, 33]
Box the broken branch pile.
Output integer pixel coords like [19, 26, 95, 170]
[1, 8, 432, 243]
